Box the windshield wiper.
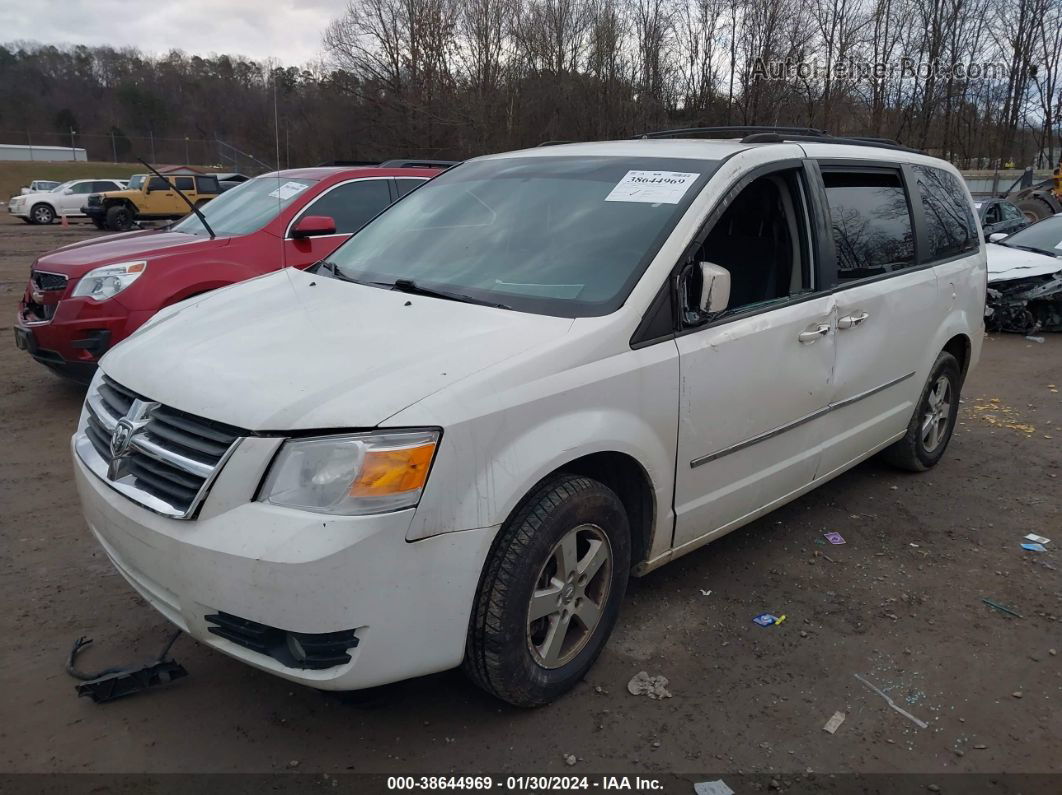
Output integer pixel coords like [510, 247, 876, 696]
[391, 278, 512, 310]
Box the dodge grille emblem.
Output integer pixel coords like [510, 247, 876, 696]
[106, 398, 159, 480]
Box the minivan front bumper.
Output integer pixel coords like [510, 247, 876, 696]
[73, 443, 498, 690]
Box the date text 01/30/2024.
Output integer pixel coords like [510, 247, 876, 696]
[386, 776, 666, 791]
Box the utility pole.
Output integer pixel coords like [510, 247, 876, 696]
[26, 130, 33, 162]
[70, 127, 77, 161]
[184, 136, 190, 165]
[149, 130, 156, 163]
[111, 129, 118, 163]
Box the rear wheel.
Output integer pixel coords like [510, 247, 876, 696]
[1016, 196, 1055, 223]
[464, 474, 630, 707]
[881, 352, 961, 472]
[105, 204, 133, 231]
[30, 203, 55, 225]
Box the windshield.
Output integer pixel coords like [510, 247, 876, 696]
[324, 156, 716, 316]
[999, 216, 1062, 257]
[128, 175, 145, 190]
[172, 175, 317, 237]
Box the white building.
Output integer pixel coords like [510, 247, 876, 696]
[0, 143, 88, 162]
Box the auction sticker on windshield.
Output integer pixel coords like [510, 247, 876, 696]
[268, 181, 310, 200]
[605, 170, 699, 204]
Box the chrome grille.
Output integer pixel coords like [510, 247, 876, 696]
[76, 375, 245, 518]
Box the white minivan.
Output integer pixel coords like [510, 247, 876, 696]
[73, 130, 986, 706]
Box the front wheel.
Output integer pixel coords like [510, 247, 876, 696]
[30, 203, 55, 224]
[881, 351, 961, 471]
[105, 204, 134, 231]
[464, 474, 630, 706]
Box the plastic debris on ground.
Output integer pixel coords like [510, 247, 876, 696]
[753, 613, 782, 627]
[823, 711, 846, 734]
[854, 673, 929, 729]
[1021, 542, 1047, 552]
[981, 597, 1023, 618]
[1024, 533, 1050, 544]
[693, 780, 734, 795]
[824, 531, 846, 545]
[627, 671, 672, 699]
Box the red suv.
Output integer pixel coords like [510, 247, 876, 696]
[14, 163, 448, 381]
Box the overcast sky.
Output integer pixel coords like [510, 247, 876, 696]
[1, 0, 343, 65]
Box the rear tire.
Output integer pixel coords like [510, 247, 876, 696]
[464, 474, 630, 707]
[881, 352, 961, 472]
[1016, 197, 1055, 223]
[105, 204, 133, 231]
[30, 203, 55, 225]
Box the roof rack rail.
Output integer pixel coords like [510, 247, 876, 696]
[740, 131, 919, 153]
[632, 125, 919, 153]
[635, 125, 829, 140]
[378, 159, 460, 169]
[316, 160, 379, 167]
[537, 140, 577, 147]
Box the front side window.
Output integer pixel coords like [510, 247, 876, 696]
[822, 169, 915, 279]
[682, 168, 813, 321]
[174, 176, 195, 192]
[128, 175, 145, 190]
[148, 177, 170, 191]
[292, 179, 391, 235]
[1002, 202, 1024, 221]
[172, 175, 318, 237]
[324, 157, 717, 317]
[912, 165, 978, 260]
[69, 181, 95, 194]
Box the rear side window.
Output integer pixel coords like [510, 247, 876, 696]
[822, 170, 915, 280]
[912, 165, 978, 260]
[174, 176, 195, 192]
[396, 178, 426, 197]
[196, 176, 220, 193]
[294, 179, 391, 235]
[92, 181, 117, 192]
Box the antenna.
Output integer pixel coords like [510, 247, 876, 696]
[273, 68, 286, 271]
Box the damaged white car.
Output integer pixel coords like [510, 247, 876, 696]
[986, 215, 1062, 332]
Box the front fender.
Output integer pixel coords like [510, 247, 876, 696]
[399, 341, 680, 563]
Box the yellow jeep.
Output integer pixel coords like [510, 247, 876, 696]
[83, 173, 222, 231]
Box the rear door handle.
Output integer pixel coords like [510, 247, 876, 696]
[837, 311, 869, 329]
[798, 323, 831, 344]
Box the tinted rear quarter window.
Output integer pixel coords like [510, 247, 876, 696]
[913, 165, 978, 260]
[396, 178, 426, 197]
[822, 170, 915, 280]
[196, 176, 220, 193]
[296, 179, 392, 234]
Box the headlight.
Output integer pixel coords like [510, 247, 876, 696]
[71, 260, 147, 301]
[260, 429, 440, 515]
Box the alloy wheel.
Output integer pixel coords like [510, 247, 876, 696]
[921, 375, 952, 453]
[526, 523, 613, 669]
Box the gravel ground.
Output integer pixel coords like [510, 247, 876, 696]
[0, 214, 1058, 790]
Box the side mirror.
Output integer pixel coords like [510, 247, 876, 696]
[291, 215, 337, 239]
[63, 188, 74, 195]
[699, 262, 731, 314]
[988, 232, 1009, 243]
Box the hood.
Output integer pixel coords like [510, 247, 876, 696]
[101, 268, 575, 431]
[986, 243, 1062, 283]
[34, 230, 228, 279]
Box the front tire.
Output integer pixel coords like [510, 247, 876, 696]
[105, 204, 133, 231]
[30, 203, 55, 224]
[464, 474, 630, 707]
[881, 351, 961, 472]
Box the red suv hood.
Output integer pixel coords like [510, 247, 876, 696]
[33, 230, 229, 278]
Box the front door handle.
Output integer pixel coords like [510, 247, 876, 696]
[838, 311, 870, 329]
[798, 323, 831, 344]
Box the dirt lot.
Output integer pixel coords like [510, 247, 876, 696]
[0, 214, 1058, 789]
